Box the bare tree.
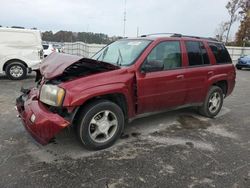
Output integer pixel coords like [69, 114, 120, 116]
[225, 0, 243, 44]
[215, 22, 230, 42]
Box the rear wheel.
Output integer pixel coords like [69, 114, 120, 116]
[199, 86, 224, 118]
[5, 62, 27, 80]
[77, 100, 124, 150]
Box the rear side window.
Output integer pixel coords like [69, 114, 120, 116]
[185, 41, 210, 66]
[208, 43, 232, 64]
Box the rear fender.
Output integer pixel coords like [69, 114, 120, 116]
[207, 73, 228, 93]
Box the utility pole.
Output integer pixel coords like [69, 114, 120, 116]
[123, 0, 127, 37]
[136, 26, 139, 37]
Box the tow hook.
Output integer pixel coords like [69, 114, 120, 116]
[20, 87, 30, 94]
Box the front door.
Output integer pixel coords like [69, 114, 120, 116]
[136, 40, 186, 114]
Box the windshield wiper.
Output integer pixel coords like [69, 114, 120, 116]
[116, 48, 123, 66]
[96, 47, 109, 62]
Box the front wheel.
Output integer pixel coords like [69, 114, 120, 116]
[77, 100, 124, 150]
[6, 62, 27, 80]
[199, 86, 224, 118]
[236, 66, 242, 70]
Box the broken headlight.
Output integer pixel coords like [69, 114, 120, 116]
[40, 84, 65, 106]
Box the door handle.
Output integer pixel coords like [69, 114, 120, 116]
[208, 71, 214, 76]
[176, 75, 184, 79]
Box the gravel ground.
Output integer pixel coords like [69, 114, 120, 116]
[0, 70, 249, 188]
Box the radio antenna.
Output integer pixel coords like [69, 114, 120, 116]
[123, 0, 127, 37]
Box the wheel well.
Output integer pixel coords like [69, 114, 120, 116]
[3, 59, 27, 72]
[213, 80, 228, 96]
[73, 93, 128, 126]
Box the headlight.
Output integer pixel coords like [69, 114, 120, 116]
[40, 85, 65, 106]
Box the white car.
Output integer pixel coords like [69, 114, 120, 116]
[43, 44, 58, 57]
[0, 27, 43, 80]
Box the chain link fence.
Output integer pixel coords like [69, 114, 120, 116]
[226, 46, 250, 63]
[63, 42, 105, 58]
[62, 42, 250, 63]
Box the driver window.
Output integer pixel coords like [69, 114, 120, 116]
[146, 41, 182, 70]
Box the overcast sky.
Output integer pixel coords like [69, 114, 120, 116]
[0, 0, 240, 38]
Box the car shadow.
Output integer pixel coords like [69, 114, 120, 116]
[237, 68, 250, 71]
[0, 74, 36, 81]
[31, 107, 209, 159]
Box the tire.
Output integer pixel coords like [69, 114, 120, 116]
[198, 86, 224, 118]
[236, 66, 242, 70]
[5, 62, 27, 80]
[77, 100, 124, 150]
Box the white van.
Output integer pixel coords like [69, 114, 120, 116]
[0, 28, 43, 80]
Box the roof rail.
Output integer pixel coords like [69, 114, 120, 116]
[177, 34, 218, 42]
[141, 33, 218, 42]
[141, 33, 181, 37]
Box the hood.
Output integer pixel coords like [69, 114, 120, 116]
[39, 53, 120, 80]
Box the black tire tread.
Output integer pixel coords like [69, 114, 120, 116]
[199, 86, 224, 118]
[5, 61, 27, 80]
[76, 99, 124, 150]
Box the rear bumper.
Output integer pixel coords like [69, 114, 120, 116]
[236, 63, 250, 68]
[16, 90, 70, 145]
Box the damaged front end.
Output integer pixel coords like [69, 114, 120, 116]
[16, 88, 70, 144]
[16, 53, 120, 145]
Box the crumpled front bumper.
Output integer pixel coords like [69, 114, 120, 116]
[16, 88, 70, 145]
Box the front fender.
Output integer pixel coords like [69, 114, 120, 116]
[63, 83, 135, 117]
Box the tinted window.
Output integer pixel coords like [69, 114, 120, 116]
[208, 43, 232, 64]
[146, 41, 182, 70]
[43, 45, 49, 50]
[185, 41, 210, 66]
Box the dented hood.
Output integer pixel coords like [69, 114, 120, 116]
[39, 53, 119, 80]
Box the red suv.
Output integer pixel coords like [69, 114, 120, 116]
[16, 34, 236, 150]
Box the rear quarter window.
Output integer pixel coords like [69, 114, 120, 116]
[208, 43, 232, 64]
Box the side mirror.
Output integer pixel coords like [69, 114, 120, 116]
[141, 60, 164, 73]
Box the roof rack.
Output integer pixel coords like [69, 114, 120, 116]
[140, 33, 181, 37]
[141, 33, 218, 42]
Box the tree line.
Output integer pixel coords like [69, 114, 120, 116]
[42, 31, 121, 44]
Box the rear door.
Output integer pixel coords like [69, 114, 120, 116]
[183, 41, 212, 104]
[136, 40, 187, 114]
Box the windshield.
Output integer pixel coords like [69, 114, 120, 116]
[92, 39, 151, 66]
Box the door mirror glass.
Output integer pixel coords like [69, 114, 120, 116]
[141, 60, 164, 73]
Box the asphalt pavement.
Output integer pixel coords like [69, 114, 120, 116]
[0, 70, 249, 188]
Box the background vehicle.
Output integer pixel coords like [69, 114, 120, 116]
[0, 27, 43, 80]
[236, 55, 250, 70]
[52, 44, 64, 53]
[42, 43, 58, 57]
[16, 34, 236, 150]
